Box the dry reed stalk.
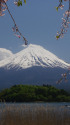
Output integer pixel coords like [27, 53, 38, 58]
[0, 103, 70, 125]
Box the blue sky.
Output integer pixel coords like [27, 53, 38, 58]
[0, 0, 70, 63]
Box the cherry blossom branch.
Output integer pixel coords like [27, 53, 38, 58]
[55, 0, 64, 11]
[0, 0, 28, 45]
[55, 1, 70, 84]
[56, 68, 70, 84]
[56, 0, 70, 39]
[69, 0, 70, 9]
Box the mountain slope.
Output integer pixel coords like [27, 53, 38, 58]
[0, 44, 70, 91]
[0, 66, 70, 91]
[0, 44, 70, 69]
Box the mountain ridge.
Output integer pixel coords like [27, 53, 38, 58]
[0, 44, 70, 69]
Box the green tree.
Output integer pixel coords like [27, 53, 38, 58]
[0, 85, 70, 102]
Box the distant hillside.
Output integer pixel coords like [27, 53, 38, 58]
[0, 85, 70, 102]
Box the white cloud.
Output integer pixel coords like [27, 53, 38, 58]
[0, 48, 13, 61]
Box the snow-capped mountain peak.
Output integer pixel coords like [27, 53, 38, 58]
[0, 44, 70, 69]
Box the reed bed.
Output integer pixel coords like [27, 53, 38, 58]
[0, 103, 70, 125]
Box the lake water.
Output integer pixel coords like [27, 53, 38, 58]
[0, 102, 70, 114]
[0, 102, 70, 107]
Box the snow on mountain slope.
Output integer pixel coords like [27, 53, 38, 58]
[0, 48, 13, 61]
[0, 44, 70, 69]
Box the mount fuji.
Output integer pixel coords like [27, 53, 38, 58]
[0, 44, 70, 91]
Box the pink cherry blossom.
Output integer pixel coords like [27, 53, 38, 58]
[65, 11, 70, 15]
[0, 0, 8, 16]
[15, 34, 21, 38]
[59, 4, 64, 9]
[14, 1, 18, 6]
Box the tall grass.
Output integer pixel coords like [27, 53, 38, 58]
[0, 103, 70, 125]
